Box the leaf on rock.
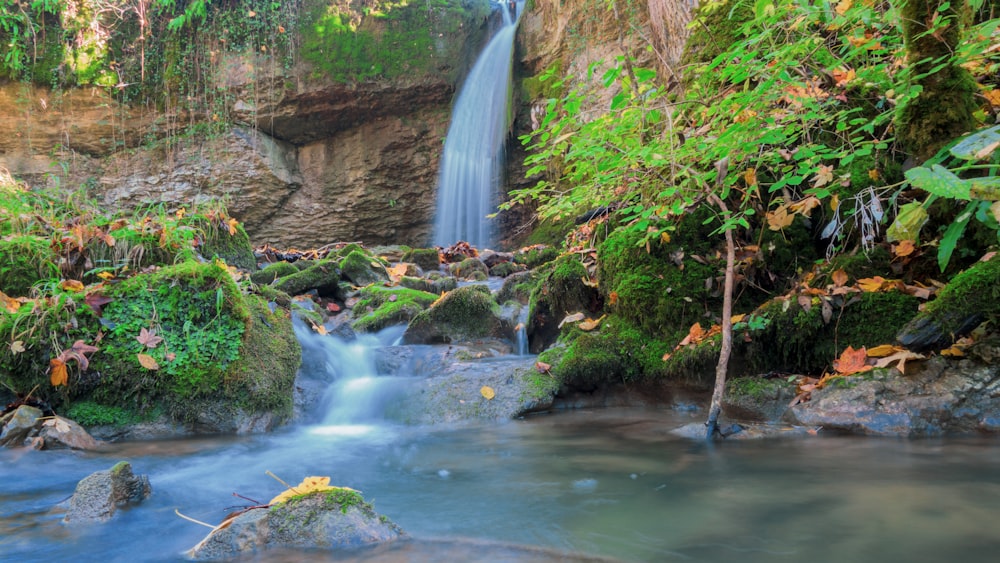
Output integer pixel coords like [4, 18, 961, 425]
[268, 476, 351, 506]
[136, 327, 164, 349]
[137, 353, 160, 370]
[480, 386, 496, 400]
[873, 350, 925, 373]
[578, 315, 606, 331]
[535, 361, 551, 373]
[866, 344, 901, 357]
[940, 346, 965, 357]
[558, 312, 586, 328]
[326, 302, 341, 313]
[50, 358, 68, 387]
[833, 346, 872, 375]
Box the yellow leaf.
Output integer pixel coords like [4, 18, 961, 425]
[659, 231, 671, 244]
[247, 9, 256, 17]
[480, 386, 495, 400]
[868, 168, 880, 181]
[830, 194, 840, 211]
[137, 353, 160, 370]
[50, 358, 68, 386]
[176, 208, 186, 220]
[940, 346, 965, 357]
[788, 196, 821, 215]
[578, 315, 606, 331]
[893, 240, 915, 258]
[227, 218, 239, 236]
[731, 314, 746, 324]
[857, 276, 886, 292]
[866, 344, 901, 357]
[60, 279, 85, 292]
[984, 89, 1000, 108]
[311, 322, 328, 335]
[835, 0, 852, 15]
[873, 350, 925, 373]
[97, 271, 115, 280]
[387, 263, 408, 281]
[743, 168, 758, 187]
[1, 291, 22, 313]
[766, 206, 795, 231]
[268, 476, 350, 505]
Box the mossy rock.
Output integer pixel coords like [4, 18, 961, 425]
[541, 314, 676, 391]
[497, 270, 539, 305]
[897, 255, 1000, 352]
[351, 286, 438, 333]
[489, 261, 525, 278]
[251, 261, 301, 286]
[0, 235, 58, 296]
[401, 248, 440, 272]
[513, 245, 560, 269]
[403, 285, 507, 344]
[723, 376, 797, 421]
[527, 255, 601, 353]
[398, 276, 436, 294]
[597, 219, 721, 342]
[273, 258, 345, 298]
[340, 250, 389, 287]
[449, 258, 488, 280]
[1, 260, 300, 430]
[197, 220, 256, 271]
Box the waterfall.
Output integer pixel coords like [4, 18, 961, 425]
[432, 1, 522, 249]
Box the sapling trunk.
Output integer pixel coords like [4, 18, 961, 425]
[705, 193, 735, 439]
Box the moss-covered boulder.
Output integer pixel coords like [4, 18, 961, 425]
[251, 261, 300, 285]
[0, 260, 301, 435]
[0, 235, 58, 296]
[497, 270, 539, 305]
[489, 261, 526, 278]
[401, 247, 440, 272]
[351, 286, 439, 333]
[528, 255, 601, 353]
[187, 488, 403, 559]
[403, 285, 508, 344]
[340, 250, 389, 287]
[897, 255, 1000, 352]
[449, 257, 488, 280]
[513, 245, 560, 269]
[273, 258, 345, 298]
[196, 219, 257, 271]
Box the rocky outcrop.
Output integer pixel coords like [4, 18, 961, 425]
[63, 461, 152, 523]
[0, 406, 101, 450]
[187, 490, 403, 559]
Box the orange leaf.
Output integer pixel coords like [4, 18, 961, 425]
[608, 291, 619, 306]
[833, 345, 872, 375]
[578, 315, 606, 331]
[535, 361, 551, 373]
[893, 240, 915, 258]
[940, 346, 965, 357]
[227, 218, 239, 236]
[50, 358, 68, 386]
[137, 353, 160, 370]
[831, 269, 848, 288]
[857, 276, 887, 292]
[866, 344, 901, 357]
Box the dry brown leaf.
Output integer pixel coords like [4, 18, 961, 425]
[766, 206, 794, 231]
[578, 315, 606, 331]
[831, 269, 848, 288]
[833, 345, 872, 375]
[873, 350, 925, 373]
[60, 279, 85, 292]
[558, 312, 585, 328]
[50, 358, 68, 386]
[535, 361, 551, 373]
[137, 353, 160, 370]
[866, 344, 901, 357]
[893, 240, 915, 258]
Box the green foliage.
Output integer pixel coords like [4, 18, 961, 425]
[65, 400, 140, 427]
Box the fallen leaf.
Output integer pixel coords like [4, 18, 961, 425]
[940, 346, 965, 357]
[866, 344, 901, 357]
[580, 276, 599, 288]
[60, 279, 85, 292]
[10, 340, 25, 354]
[558, 312, 586, 328]
[59, 340, 99, 372]
[797, 294, 813, 312]
[137, 353, 160, 370]
[535, 361, 551, 373]
[50, 358, 68, 386]
[326, 302, 341, 313]
[388, 294, 398, 302]
[857, 276, 888, 292]
[227, 218, 239, 236]
[833, 345, 872, 375]
[868, 168, 880, 181]
[578, 315, 606, 331]
[480, 386, 495, 400]
[97, 271, 115, 280]
[831, 268, 848, 288]
[743, 168, 758, 187]
[893, 240, 916, 258]
[608, 291, 619, 306]
[165, 352, 176, 362]
[788, 196, 821, 215]
[136, 327, 164, 349]
[268, 476, 350, 506]
[873, 350, 925, 373]
[835, 0, 852, 15]
[678, 323, 706, 347]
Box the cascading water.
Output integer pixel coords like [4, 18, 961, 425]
[432, 2, 522, 249]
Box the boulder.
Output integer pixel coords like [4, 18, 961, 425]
[64, 462, 152, 523]
[340, 250, 389, 287]
[786, 357, 1000, 436]
[187, 489, 403, 559]
[273, 258, 345, 298]
[37, 415, 101, 450]
[0, 405, 43, 447]
[401, 248, 441, 272]
[403, 285, 510, 344]
[449, 257, 488, 280]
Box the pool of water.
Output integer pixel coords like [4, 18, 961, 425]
[3, 407, 1000, 562]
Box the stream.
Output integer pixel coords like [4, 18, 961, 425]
[4, 322, 1000, 562]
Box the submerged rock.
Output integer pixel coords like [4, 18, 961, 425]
[187, 489, 403, 559]
[64, 461, 152, 523]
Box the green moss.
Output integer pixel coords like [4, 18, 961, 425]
[817, 247, 893, 287]
[521, 61, 565, 102]
[450, 258, 488, 279]
[66, 401, 140, 427]
[197, 220, 256, 270]
[900, 254, 1000, 345]
[597, 220, 721, 342]
[514, 246, 560, 269]
[0, 235, 59, 297]
[273, 258, 344, 297]
[488, 261, 524, 278]
[401, 247, 441, 272]
[404, 284, 502, 343]
[351, 286, 438, 332]
[340, 250, 388, 287]
[298, 0, 490, 83]
[252, 261, 301, 285]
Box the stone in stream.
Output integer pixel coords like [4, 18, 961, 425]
[63, 461, 152, 523]
[0, 406, 100, 450]
[0, 405, 43, 447]
[187, 489, 403, 559]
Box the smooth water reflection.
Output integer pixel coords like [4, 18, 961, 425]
[3, 408, 1000, 562]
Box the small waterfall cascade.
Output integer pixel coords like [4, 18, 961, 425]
[432, 1, 523, 249]
[514, 306, 529, 356]
[293, 320, 407, 429]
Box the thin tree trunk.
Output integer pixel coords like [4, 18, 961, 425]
[705, 193, 735, 439]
